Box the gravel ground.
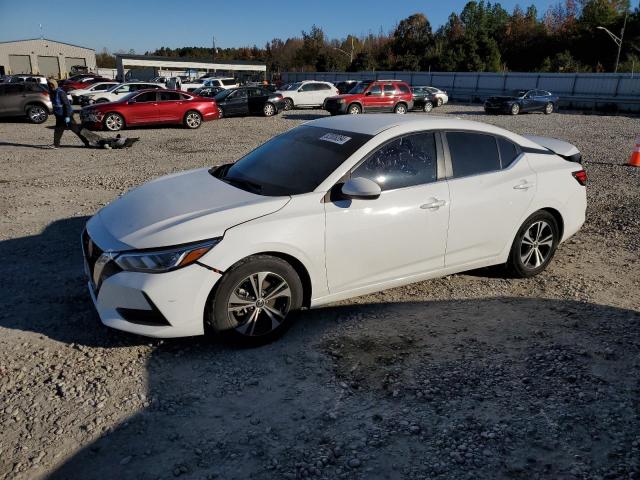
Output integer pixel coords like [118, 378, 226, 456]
[0, 105, 639, 480]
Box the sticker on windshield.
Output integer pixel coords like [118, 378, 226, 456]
[320, 133, 352, 145]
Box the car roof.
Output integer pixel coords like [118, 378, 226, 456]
[305, 114, 544, 148]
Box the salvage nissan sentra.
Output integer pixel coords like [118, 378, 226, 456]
[82, 115, 587, 344]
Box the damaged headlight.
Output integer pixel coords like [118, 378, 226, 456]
[115, 239, 220, 273]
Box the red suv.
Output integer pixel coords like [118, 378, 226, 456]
[324, 80, 414, 115]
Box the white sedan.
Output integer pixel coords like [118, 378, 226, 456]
[83, 115, 586, 344]
[66, 82, 119, 104]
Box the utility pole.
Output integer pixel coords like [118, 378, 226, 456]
[597, 11, 627, 73]
[333, 36, 355, 64]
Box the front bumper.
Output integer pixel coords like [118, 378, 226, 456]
[324, 99, 348, 115]
[83, 232, 221, 338]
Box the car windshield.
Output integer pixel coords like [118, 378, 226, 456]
[213, 126, 373, 196]
[105, 83, 121, 92]
[511, 90, 527, 97]
[349, 81, 372, 94]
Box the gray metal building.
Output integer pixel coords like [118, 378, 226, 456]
[0, 38, 96, 78]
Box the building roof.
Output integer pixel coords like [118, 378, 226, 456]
[115, 53, 265, 67]
[0, 38, 95, 51]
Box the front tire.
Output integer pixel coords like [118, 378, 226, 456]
[394, 103, 408, 114]
[263, 102, 276, 117]
[510, 103, 520, 115]
[283, 98, 294, 111]
[103, 112, 124, 131]
[26, 104, 48, 124]
[436, 97, 443, 107]
[544, 102, 554, 114]
[208, 255, 303, 346]
[347, 103, 361, 115]
[184, 110, 202, 129]
[507, 211, 559, 278]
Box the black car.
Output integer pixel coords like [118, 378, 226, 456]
[193, 86, 225, 98]
[484, 89, 559, 115]
[214, 87, 285, 117]
[411, 86, 439, 112]
[335, 80, 358, 95]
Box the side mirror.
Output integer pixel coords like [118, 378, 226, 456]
[341, 177, 381, 200]
[365, 91, 372, 96]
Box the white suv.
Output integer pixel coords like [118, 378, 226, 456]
[276, 81, 339, 110]
[83, 82, 165, 105]
[203, 77, 239, 89]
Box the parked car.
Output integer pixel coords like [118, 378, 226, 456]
[411, 86, 439, 112]
[202, 77, 239, 89]
[192, 86, 225, 98]
[80, 82, 165, 105]
[150, 76, 168, 85]
[0, 82, 52, 123]
[214, 86, 285, 117]
[335, 80, 359, 94]
[80, 89, 220, 131]
[66, 82, 119, 104]
[423, 87, 448, 106]
[81, 115, 586, 344]
[324, 80, 414, 115]
[484, 89, 559, 115]
[8, 75, 48, 86]
[277, 80, 340, 110]
[60, 75, 113, 92]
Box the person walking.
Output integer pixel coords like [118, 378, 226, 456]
[47, 79, 88, 149]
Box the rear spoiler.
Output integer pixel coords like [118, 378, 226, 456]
[523, 135, 582, 164]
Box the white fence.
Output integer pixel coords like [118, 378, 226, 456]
[282, 71, 640, 112]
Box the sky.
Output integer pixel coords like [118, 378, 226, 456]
[0, 0, 560, 53]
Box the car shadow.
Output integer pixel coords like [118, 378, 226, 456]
[2, 216, 640, 479]
[0, 141, 86, 149]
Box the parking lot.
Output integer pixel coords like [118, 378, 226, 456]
[1, 105, 639, 480]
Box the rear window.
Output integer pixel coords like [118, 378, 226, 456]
[397, 84, 410, 94]
[218, 126, 373, 196]
[447, 132, 501, 178]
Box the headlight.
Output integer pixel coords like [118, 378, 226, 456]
[114, 239, 220, 273]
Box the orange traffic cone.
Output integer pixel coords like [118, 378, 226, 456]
[630, 137, 640, 167]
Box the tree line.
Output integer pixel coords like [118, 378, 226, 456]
[97, 0, 640, 73]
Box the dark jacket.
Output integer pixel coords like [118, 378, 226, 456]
[50, 87, 72, 117]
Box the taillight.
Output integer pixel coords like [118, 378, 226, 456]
[572, 170, 587, 186]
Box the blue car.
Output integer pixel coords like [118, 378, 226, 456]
[484, 89, 559, 115]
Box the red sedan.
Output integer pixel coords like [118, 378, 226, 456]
[80, 89, 220, 131]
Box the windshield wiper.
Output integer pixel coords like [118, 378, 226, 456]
[221, 176, 263, 194]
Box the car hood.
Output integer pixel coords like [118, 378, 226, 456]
[87, 168, 290, 251]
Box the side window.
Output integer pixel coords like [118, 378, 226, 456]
[447, 132, 501, 178]
[222, 79, 237, 86]
[158, 91, 181, 101]
[498, 138, 520, 168]
[248, 88, 263, 97]
[135, 92, 157, 102]
[180, 93, 191, 100]
[5, 84, 24, 95]
[317, 83, 331, 90]
[115, 85, 130, 94]
[383, 84, 395, 96]
[397, 84, 410, 94]
[352, 132, 438, 191]
[368, 84, 382, 95]
[300, 83, 314, 92]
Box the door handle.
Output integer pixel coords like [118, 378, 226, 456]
[513, 181, 535, 190]
[420, 199, 446, 210]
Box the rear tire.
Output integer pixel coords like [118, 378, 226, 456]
[26, 104, 48, 124]
[544, 102, 554, 114]
[437, 97, 444, 107]
[510, 103, 520, 115]
[207, 255, 303, 346]
[423, 101, 434, 113]
[263, 102, 276, 117]
[507, 211, 559, 278]
[184, 110, 202, 129]
[394, 103, 408, 114]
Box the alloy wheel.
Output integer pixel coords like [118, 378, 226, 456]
[348, 104, 361, 114]
[105, 114, 123, 131]
[423, 102, 433, 113]
[511, 104, 520, 115]
[284, 99, 293, 111]
[28, 106, 47, 123]
[227, 271, 292, 337]
[395, 104, 407, 114]
[186, 112, 202, 128]
[519, 220, 554, 269]
[545, 103, 554, 114]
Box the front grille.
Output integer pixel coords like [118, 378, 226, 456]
[82, 229, 122, 292]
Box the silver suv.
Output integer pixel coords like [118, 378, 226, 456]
[0, 82, 52, 123]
